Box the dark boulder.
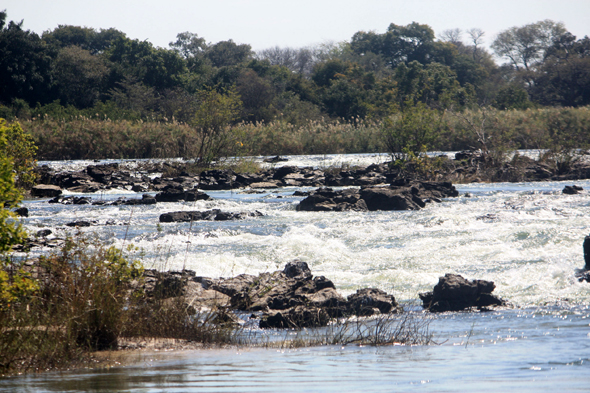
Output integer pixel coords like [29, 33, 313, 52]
[347, 288, 399, 316]
[263, 155, 288, 163]
[419, 273, 505, 312]
[198, 169, 236, 190]
[563, 185, 583, 195]
[297, 182, 458, 212]
[360, 187, 424, 211]
[283, 260, 312, 280]
[14, 207, 28, 217]
[159, 209, 262, 223]
[155, 186, 211, 202]
[296, 187, 368, 212]
[31, 184, 62, 198]
[259, 306, 330, 329]
[65, 220, 94, 227]
[86, 163, 119, 183]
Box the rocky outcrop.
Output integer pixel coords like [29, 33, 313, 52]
[31, 184, 62, 198]
[159, 209, 263, 223]
[297, 181, 458, 212]
[419, 273, 505, 312]
[209, 260, 399, 329]
[155, 186, 211, 202]
[296, 187, 368, 212]
[563, 185, 583, 194]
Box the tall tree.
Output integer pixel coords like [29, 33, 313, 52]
[0, 12, 54, 106]
[491, 20, 567, 71]
[52, 45, 108, 108]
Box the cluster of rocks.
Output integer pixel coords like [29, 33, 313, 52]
[140, 261, 506, 330]
[297, 180, 459, 212]
[160, 209, 263, 223]
[419, 273, 505, 312]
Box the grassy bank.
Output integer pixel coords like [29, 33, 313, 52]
[20, 106, 590, 161]
[1, 235, 433, 376]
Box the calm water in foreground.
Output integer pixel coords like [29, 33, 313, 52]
[1, 154, 589, 392]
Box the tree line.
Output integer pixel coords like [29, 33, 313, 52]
[1, 10, 589, 126]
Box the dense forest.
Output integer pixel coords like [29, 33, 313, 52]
[0, 10, 589, 160]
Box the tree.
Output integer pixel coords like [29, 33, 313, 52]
[530, 34, 590, 107]
[491, 20, 567, 71]
[169, 31, 207, 59]
[52, 45, 108, 108]
[43, 25, 126, 54]
[0, 13, 54, 106]
[0, 118, 35, 306]
[236, 69, 276, 122]
[256, 46, 316, 76]
[204, 40, 252, 68]
[381, 102, 444, 160]
[493, 84, 533, 110]
[0, 119, 37, 189]
[394, 61, 472, 109]
[189, 88, 242, 165]
[106, 37, 186, 92]
[351, 22, 436, 68]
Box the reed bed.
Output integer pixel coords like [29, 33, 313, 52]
[20, 106, 590, 161]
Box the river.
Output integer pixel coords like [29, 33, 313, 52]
[1, 153, 589, 392]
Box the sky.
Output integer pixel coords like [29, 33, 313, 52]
[3, 0, 590, 53]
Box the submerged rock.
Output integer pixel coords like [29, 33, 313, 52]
[419, 273, 505, 312]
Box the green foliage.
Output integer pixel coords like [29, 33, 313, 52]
[189, 87, 242, 165]
[493, 85, 534, 110]
[0, 119, 37, 189]
[38, 237, 143, 350]
[0, 119, 33, 313]
[0, 14, 54, 106]
[381, 102, 444, 160]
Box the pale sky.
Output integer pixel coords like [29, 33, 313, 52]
[3, 0, 590, 53]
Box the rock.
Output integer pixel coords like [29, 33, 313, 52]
[14, 207, 28, 217]
[577, 235, 590, 282]
[67, 182, 102, 193]
[198, 169, 236, 190]
[49, 196, 92, 205]
[31, 184, 62, 198]
[347, 288, 399, 316]
[563, 185, 583, 194]
[259, 306, 330, 329]
[272, 166, 300, 180]
[360, 187, 424, 211]
[283, 260, 312, 280]
[305, 288, 348, 317]
[36, 229, 52, 237]
[297, 182, 458, 212]
[263, 155, 288, 163]
[584, 235, 590, 271]
[155, 186, 211, 202]
[419, 273, 505, 312]
[65, 220, 94, 227]
[248, 181, 280, 189]
[86, 163, 119, 183]
[107, 194, 156, 206]
[296, 187, 368, 212]
[159, 209, 262, 223]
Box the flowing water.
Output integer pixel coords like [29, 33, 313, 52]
[1, 154, 589, 392]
